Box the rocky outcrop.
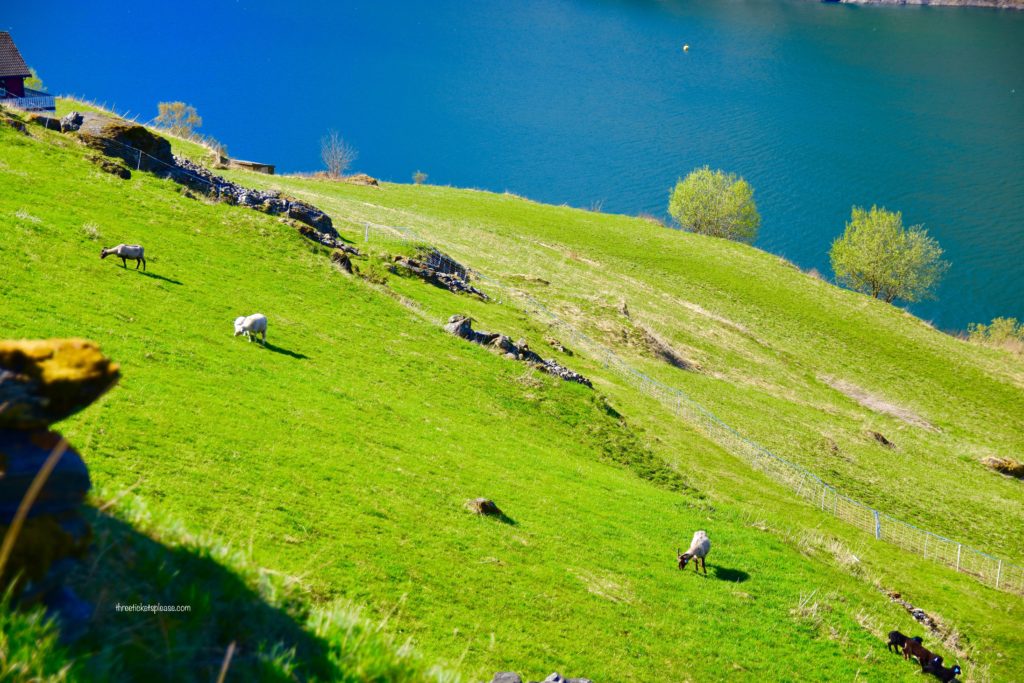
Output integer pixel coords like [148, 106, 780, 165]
[394, 252, 489, 300]
[57, 112, 346, 251]
[444, 315, 592, 387]
[487, 673, 593, 683]
[0, 339, 120, 626]
[172, 156, 338, 240]
[65, 112, 174, 172]
[982, 456, 1024, 479]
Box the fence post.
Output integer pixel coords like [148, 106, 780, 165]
[873, 510, 881, 540]
[956, 544, 961, 572]
[137, 149, 142, 170]
[364, 222, 369, 242]
[820, 485, 827, 511]
[923, 534, 929, 559]
[996, 559, 1002, 589]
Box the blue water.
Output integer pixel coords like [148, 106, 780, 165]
[8, 1, 1024, 329]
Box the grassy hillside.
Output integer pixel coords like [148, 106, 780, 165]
[0, 102, 1021, 681]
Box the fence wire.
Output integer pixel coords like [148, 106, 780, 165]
[29, 119, 1018, 596]
[362, 220, 1024, 596]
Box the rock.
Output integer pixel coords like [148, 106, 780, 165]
[0, 339, 121, 429]
[982, 456, 1024, 478]
[868, 431, 894, 449]
[444, 314, 475, 338]
[287, 200, 337, 237]
[345, 172, 380, 187]
[0, 338, 116, 619]
[490, 674, 522, 683]
[444, 316, 592, 387]
[394, 254, 488, 300]
[567, 679, 594, 683]
[545, 337, 572, 355]
[542, 674, 565, 683]
[466, 498, 503, 516]
[59, 111, 84, 132]
[75, 112, 174, 172]
[89, 155, 131, 180]
[332, 250, 353, 274]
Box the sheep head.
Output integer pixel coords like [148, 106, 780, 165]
[677, 550, 692, 570]
[233, 317, 246, 336]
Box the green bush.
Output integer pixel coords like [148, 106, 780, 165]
[668, 166, 760, 243]
[967, 317, 1024, 353]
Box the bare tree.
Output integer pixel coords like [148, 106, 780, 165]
[155, 102, 203, 137]
[320, 130, 358, 178]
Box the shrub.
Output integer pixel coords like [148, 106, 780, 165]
[412, 170, 427, 185]
[668, 166, 760, 243]
[967, 317, 1024, 354]
[829, 205, 948, 304]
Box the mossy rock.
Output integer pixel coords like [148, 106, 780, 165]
[0, 339, 120, 428]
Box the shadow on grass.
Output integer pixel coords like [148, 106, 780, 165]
[61, 510, 340, 682]
[488, 510, 517, 526]
[712, 565, 750, 583]
[137, 271, 184, 286]
[263, 342, 309, 360]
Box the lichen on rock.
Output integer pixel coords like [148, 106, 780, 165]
[0, 338, 121, 429]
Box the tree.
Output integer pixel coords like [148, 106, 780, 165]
[829, 205, 949, 304]
[412, 170, 428, 185]
[155, 102, 202, 137]
[320, 130, 358, 178]
[668, 166, 760, 243]
[24, 67, 44, 92]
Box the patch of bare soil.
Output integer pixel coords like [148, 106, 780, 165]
[821, 376, 937, 431]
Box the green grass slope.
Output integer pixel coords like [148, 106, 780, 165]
[0, 104, 1020, 681]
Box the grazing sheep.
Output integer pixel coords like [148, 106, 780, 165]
[925, 656, 962, 682]
[886, 630, 923, 654]
[100, 244, 146, 270]
[903, 639, 937, 672]
[677, 530, 711, 575]
[233, 314, 268, 345]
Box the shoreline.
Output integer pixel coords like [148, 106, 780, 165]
[824, 0, 1024, 9]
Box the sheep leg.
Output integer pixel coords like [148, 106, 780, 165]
[261, 330, 267, 345]
[702, 557, 707, 576]
[135, 258, 141, 270]
[121, 257, 127, 268]
[142, 257, 146, 271]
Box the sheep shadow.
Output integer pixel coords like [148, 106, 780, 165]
[136, 271, 184, 286]
[53, 509, 342, 681]
[263, 342, 309, 359]
[711, 565, 750, 583]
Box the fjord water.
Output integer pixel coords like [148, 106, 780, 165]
[11, 1, 1023, 329]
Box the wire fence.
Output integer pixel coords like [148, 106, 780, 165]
[22, 116, 1019, 596]
[361, 220, 1024, 596]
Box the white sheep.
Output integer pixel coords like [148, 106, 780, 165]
[100, 244, 146, 270]
[677, 530, 711, 575]
[234, 313, 268, 345]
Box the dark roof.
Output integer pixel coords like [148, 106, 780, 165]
[0, 32, 31, 79]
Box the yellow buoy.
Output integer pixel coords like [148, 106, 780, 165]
[683, 44, 690, 52]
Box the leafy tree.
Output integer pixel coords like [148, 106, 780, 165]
[829, 205, 949, 304]
[412, 170, 428, 185]
[668, 166, 760, 243]
[155, 102, 202, 137]
[320, 130, 358, 178]
[24, 67, 44, 92]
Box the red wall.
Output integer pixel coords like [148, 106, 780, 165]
[0, 76, 26, 98]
